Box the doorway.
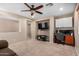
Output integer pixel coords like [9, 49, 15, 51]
[27, 21, 31, 39]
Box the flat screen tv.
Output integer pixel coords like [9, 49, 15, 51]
[38, 22, 49, 30]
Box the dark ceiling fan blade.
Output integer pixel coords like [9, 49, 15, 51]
[24, 3, 31, 9]
[35, 5, 43, 10]
[21, 10, 31, 12]
[35, 11, 43, 14]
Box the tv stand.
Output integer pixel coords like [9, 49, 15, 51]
[37, 35, 49, 41]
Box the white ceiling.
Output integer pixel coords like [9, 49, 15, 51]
[0, 3, 76, 19]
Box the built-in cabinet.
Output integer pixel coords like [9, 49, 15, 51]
[31, 17, 54, 43]
[36, 20, 49, 41]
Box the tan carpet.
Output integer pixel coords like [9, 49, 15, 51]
[9, 40, 77, 56]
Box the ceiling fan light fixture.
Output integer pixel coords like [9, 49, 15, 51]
[31, 14, 35, 18]
[31, 15, 34, 18]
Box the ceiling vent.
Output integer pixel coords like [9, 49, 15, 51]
[46, 3, 53, 7]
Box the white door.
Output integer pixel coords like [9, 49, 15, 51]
[27, 21, 31, 39]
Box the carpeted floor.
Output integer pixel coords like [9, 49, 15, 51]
[9, 40, 77, 56]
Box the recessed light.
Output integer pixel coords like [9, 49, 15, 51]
[60, 7, 63, 11]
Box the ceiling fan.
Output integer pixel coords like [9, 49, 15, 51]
[21, 3, 43, 16]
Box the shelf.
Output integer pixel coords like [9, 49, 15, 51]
[55, 27, 74, 30]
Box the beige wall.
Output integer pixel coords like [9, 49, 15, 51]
[49, 17, 54, 43]
[0, 19, 19, 32]
[0, 18, 28, 45]
[0, 4, 35, 45]
[31, 21, 37, 40]
[38, 30, 49, 36]
[74, 4, 79, 55]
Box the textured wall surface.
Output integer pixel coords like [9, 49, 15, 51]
[0, 11, 29, 45]
[74, 4, 79, 55]
[0, 19, 28, 45]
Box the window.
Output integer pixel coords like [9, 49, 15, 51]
[0, 19, 19, 32]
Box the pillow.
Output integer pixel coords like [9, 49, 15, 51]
[0, 40, 8, 49]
